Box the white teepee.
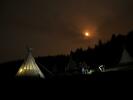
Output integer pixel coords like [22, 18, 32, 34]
[16, 48, 45, 78]
[65, 56, 77, 72]
[120, 48, 133, 64]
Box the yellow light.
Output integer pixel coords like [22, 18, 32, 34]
[85, 32, 90, 37]
[19, 69, 23, 73]
[24, 67, 27, 70]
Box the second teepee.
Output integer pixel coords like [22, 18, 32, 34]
[120, 48, 133, 64]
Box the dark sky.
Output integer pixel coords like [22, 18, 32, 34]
[1, 0, 133, 62]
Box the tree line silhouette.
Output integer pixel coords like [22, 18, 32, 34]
[0, 31, 133, 79]
[37, 31, 133, 75]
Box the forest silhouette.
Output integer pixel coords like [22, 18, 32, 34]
[0, 31, 133, 80]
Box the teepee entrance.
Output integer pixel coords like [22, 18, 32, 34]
[16, 48, 45, 78]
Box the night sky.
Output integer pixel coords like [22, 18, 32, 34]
[1, 0, 133, 62]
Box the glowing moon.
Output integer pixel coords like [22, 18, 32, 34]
[84, 32, 90, 37]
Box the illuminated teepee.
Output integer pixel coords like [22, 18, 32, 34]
[16, 48, 45, 78]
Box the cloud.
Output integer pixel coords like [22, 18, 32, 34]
[96, 0, 133, 42]
[1, 0, 133, 62]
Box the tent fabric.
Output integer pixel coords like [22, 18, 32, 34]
[120, 48, 133, 64]
[16, 50, 45, 78]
